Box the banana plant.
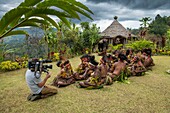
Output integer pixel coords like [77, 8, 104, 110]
[0, 0, 93, 39]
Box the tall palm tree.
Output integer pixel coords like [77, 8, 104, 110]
[139, 17, 152, 28]
[139, 17, 152, 39]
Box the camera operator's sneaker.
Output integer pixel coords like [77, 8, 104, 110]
[27, 94, 41, 101]
[27, 94, 34, 101]
[30, 94, 41, 101]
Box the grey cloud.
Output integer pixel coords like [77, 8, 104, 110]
[82, 1, 140, 21]
[0, 0, 23, 18]
[87, 0, 170, 10]
[1, 0, 169, 29]
[0, 0, 23, 4]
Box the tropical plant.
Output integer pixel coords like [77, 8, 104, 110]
[43, 25, 58, 53]
[164, 29, 170, 50]
[80, 22, 101, 52]
[139, 17, 152, 28]
[89, 24, 101, 51]
[126, 40, 154, 50]
[0, 61, 21, 71]
[110, 44, 123, 50]
[0, 43, 7, 62]
[0, 0, 93, 39]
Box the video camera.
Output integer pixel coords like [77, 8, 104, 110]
[28, 58, 53, 73]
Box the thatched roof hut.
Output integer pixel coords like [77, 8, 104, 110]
[100, 16, 132, 45]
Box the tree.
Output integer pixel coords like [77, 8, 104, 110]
[0, 0, 93, 39]
[0, 43, 8, 62]
[25, 27, 45, 58]
[165, 29, 170, 50]
[139, 17, 152, 28]
[58, 20, 83, 57]
[80, 22, 101, 52]
[89, 24, 101, 51]
[139, 17, 152, 39]
[149, 14, 169, 47]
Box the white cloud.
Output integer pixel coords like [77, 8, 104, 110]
[92, 19, 112, 32]
[1, 3, 18, 11]
[120, 20, 140, 29]
[77, 0, 87, 3]
[0, 0, 23, 17]
[92, 19, 140, 32]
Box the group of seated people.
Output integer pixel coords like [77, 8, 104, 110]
[52, 48, 155, 89]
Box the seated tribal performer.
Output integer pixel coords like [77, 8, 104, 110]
[144, 49, 155, 70]
[108, 53, 126, 80]
[98, 56, 113, 85]
[79, 60, 103, 88]
[126, 49, 134, 64]
[74, 54, 90, 80]
[140, 49, 147, 64]
[129, 56, 146, 76]
[52, 60, 75, 87]
[52, 60, 64, 85]
[78, 55, 98, 80]
[106, 54, 117, 70]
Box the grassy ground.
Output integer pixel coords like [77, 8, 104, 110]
[0, 55, 170, 113]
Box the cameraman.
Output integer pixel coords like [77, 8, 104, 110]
[25, 59, 57, 101]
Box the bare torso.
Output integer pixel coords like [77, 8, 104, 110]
[112, 61, 126, 76]
[144, 57, 154, 67]
[99, 64, 108, 78]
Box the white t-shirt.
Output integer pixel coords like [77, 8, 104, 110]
[25, 69, 44, 94]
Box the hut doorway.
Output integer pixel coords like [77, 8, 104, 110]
[113, 36, 126, 45]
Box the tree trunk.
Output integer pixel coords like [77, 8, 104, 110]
[162, 36, 165, 48]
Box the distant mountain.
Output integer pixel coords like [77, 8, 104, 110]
[3, 27, 45, 44]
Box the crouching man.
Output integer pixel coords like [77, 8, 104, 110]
[25, 59, 58, 101]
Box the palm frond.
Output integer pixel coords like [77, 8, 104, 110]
[3, 30, 28, 38]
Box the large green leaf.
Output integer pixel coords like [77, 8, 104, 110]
[37, 1, 80, 19]
[25, 18, 49, 25]
[18, 0, 42, 7]
[9, 17, 21, 29]
[25, 8, 72, 19]
[37, 0, 93, 20]
[0, 0, 93, 39]
[66, 0, 93, 14]
[0, 7, 31, 35]
[25, 8, 72, 28]
[18, 18, 51, 28]
[3, 30, 28, 38]
[70, 5, 93, 20]
[18, 22, 40, 28]
[36, 15, 59, 29]
[58, 16, 71, 29]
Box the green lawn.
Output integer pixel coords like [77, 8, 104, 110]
[0, 55, 170, 113]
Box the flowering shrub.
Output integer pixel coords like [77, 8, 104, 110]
[167, 51, 170, 55]
[159, 50, 170, 56]
[20, 61, 28, 68]
[0, 61, 21, 71]
[15, 57, 28, 68]
[53, 53, 60, 61]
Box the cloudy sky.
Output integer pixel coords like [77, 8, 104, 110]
[0, 0, 170, 32]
